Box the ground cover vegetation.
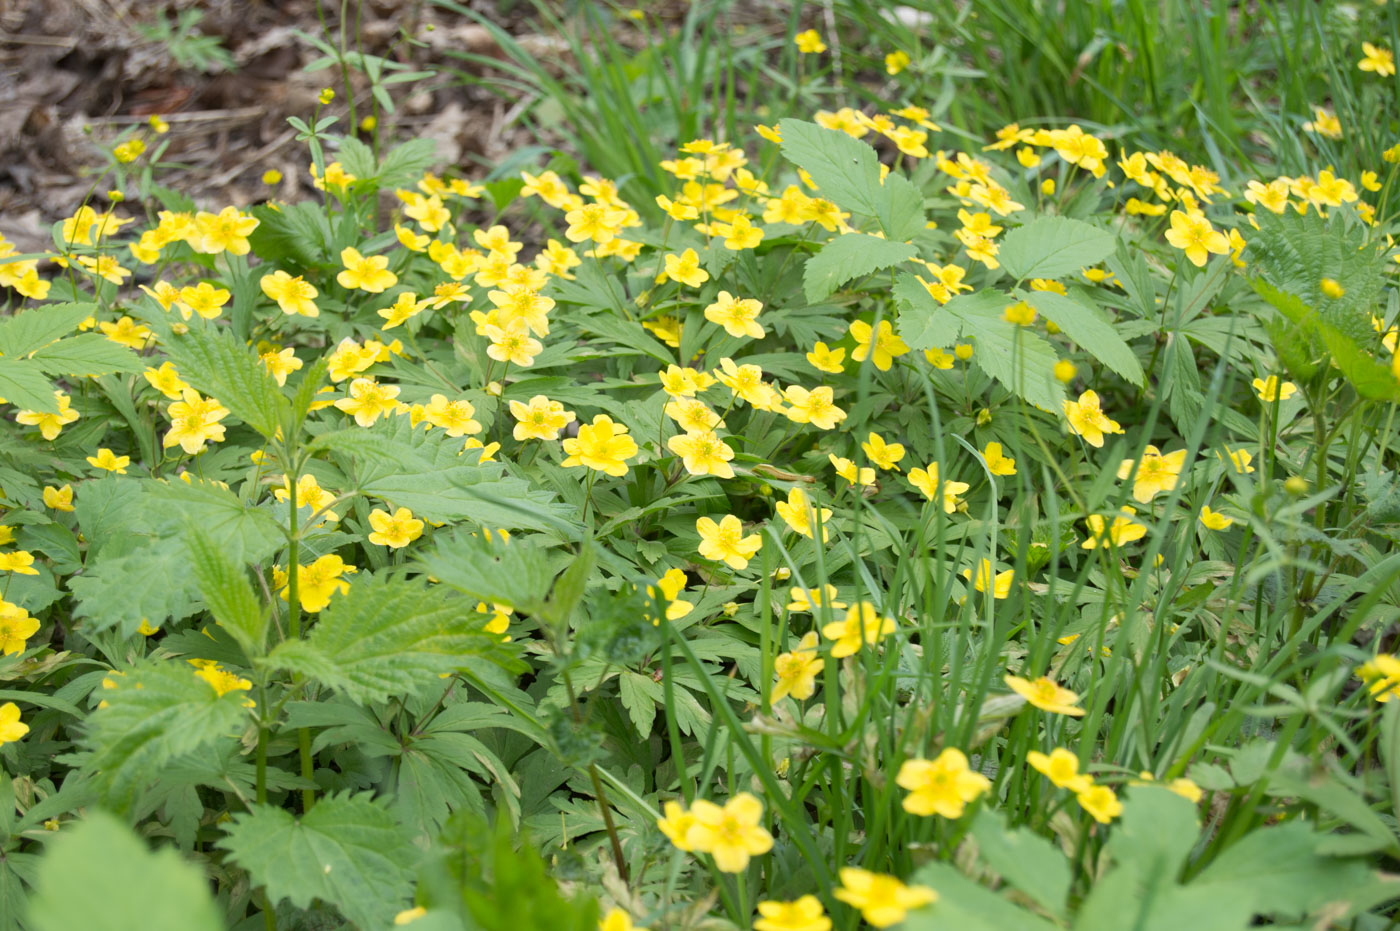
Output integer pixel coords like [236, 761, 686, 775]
[3, 1, 1400, 929]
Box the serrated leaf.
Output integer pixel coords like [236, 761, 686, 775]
[379, 137, 438, 188]
[957, 293, 1065, 412]
[1017, 288, 1144, 384]
[777, 119, 924, 237]
[218, 793, 415, 930]
[29, 334, 143, 376]
[141, 479, 286, 565]
[618, 671, 660, 737]
[894, 276, 980, 350]
[162, 323, 289, 440]
[0, 358, 59, 413]
[803, 233, 916, 302]
[0, 302, 95, 357]
[999, 216, 1116, 282]
[970, 809, 1071, 918]
[186, 525, 267, 656]
[69, 537, 201, 636]
[27, 812, 222, 931]
[263, 576, 505, 704]
[1254, 278, 1399, 401]
[415, 532, 556, 614]
[80, 657, 252, 810]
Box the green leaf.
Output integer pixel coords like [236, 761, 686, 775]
[998, 216, 1116, 282]
[186, 525, 267, 656]
[908, 861, 1059, 931]
[803, 233, 916, 302]
[69, 537, 201, 636]
[1254, 278, 1399, 401]
[895, 279, 988, 351]
[969, 809, 1071, 918]
[27, 812, 223, 931]
[949, 291, 1065, 412]
[263, 576, 506, 704]
[74, 475, 148, 562]
[162, 323, 290, 439]
[80, 657, 252, 809]
[378, 137, 438, 188]
[416, 531, 556, 615]
[29, 334, 143, 376]
[1017, 288, 1144, 384]
[218, 793, 416, 930]
[0, 359, 58, 413]
[618, 671, 660, 737]
[777, 119, 923, 237]
[0, 302, 95, 357]
[1191, 820, 1376, 920]
[142, 479, 286, 565]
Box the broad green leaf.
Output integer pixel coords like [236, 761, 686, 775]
[80, 657, 252, 809]
[27, 812, 223, 931]
[778, 119, 923, 237]
[0, 301, 94, 357]
[998, 216, 1116, 282]
[29, 334, 143, 376]
[1254, 279, 1399, 401]
[162, 323, 289, 439]
[618, 670, 660, 737]
[378, 137, 438, 188]
[1192, 820, 1377, 919]
[0, 359, 59, 413]
[895, 278, 993, 351]
[416, 532, 556, 614]
[218, 793, 416, 930]
[69, 537, 201, 636]
[74, 475, 148, 562]
[951, 292, 1065, 412]
[970, 809, 1071, 918]
[1017, 288, 1144, 384]
[803, 233, 916, 302]
[186, 526, 268, 656]
[263, 576, 506, 704]
[142, 479, 286, 565]
[908, 861, 1059, 931]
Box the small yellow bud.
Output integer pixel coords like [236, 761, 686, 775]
[1003, 301, 1037, 326]
[1284, 476, 1309, 495]
[486, 381, 503, 397]
[318, 87, 336, 105]
[954, 342, 974, 360]
[975, 408, 992, 426]
[262, 169, 283, 185]
[1320, 277, 1345, 299]
[1054, 359, 1077, 383]
[147, 114, 169, 134]
[722, 601, 739, 617]
[107, 190, 124, 203]
[1041, 178, 1056, 195]
[1045, 319, 1061, 335]
[360, 115, 377, 132]
[773, 567, 792, 581]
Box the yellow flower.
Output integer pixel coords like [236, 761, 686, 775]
[337, 247, 398, 293]
[484, 322, 543, 367]
[1303, 105, 1342, 140]
[561, 415, 638, 477]
[191, 206, 259, 255]
[849, 319, 910, 371]
[771, 631, 824, 703]
[981, 441, 1016, 476]
[663, 248, 709, 288]
[510, 395, 575, 441]
[1005, 673, 1086, 716]
[368, 507, 424, 549]
[599, 908, 646, 931]
[832, 869, 938, 929]
[1218, 445, 1255, 474]
[1199, 505, 1233, 531]
[176, 281, 230, 321]
[1116, 445, 1188, 503]
[862, 432, 905, 470]
[783, 385, 846, 430]
[0, 602, 38, 655]
[0, 551, 36, 575]
[961, 560, 1014, 599]
[333, 378, 401, 428]
[99, 315, 152, 348]
[1082, 507, 1147, 549]
[260, 270, 320, 317]
[1357, 654, 1400, 702]
[793, 29, 826, 54]
[884, 50, 911, 75]
[1360, 42, 1396, 76]
[261, 347, 304, 387]
[1028, 748, 1093, 793]
[1076, 784, 1123, 824]
[86, 447, 130, 474]
[668, 430, 735, 478]
[787, 585, 845, 613]
[829, 455, 876, 487]
[164, 388, 230, 454]
[822, 602, 896, 658]
[279, 555, 356, 613]
[0, 702, 29, 746]
[1164, 210, 1229, 267]
[1062, 389, 1123, 447]
[192, 659, 253, 699]
[1320, 277, 1346, 299]
[658, 800, 697, 851]
[897, 748, 991, 818]
[775, 487, 832, 541]
[704, 291, 765, 339]
[754, 895, 830, 931]
[806, 341, 846, 374]
[1252, 375, 1297, 402]
[908, 462, 969, 514]
[43, 485, 74, 512]
[564, 202, 627, 244]
[685, 792, 774, 872]
[696, 514, 762, 569]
